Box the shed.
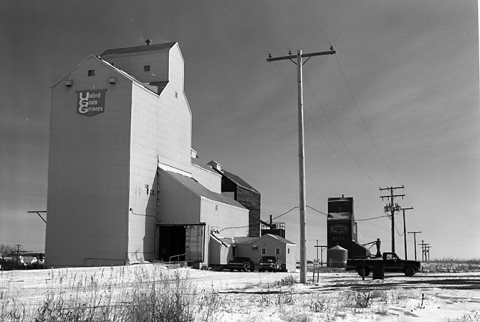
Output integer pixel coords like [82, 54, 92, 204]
[233, 234, 296, 272]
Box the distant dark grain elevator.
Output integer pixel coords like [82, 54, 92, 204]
[327, 196, 370, 259]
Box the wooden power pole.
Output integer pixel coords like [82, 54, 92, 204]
[267, 47, 335, 283]
[380, 186, 405, 253]
[400, 207, 413, 259]
[408, 231, 422, 261]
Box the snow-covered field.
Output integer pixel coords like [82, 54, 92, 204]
[1, 264, 479, 321]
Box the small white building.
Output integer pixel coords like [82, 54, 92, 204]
[210, 234, 297, 272]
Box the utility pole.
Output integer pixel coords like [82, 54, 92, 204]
[314, 241, 327, 266]
[400, 207, 413, 259]
[425, 245, 432, 262]
[267, 47, 335, 284]
[380, 186, 405, 253]
[408, 231, 422, 261]
[419, 240, 429, 261]
[15, 244, 21, 266]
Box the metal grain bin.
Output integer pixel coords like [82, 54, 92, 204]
[327, 245, 348, 268]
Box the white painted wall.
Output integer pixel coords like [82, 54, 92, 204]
[191, 163, 222, 193]
[47, 57, 132, 267]
[127, 83, 163, 263]
[200, 198, 249, 238]
[156, 44, 192, 173]
[157, 171, 201, 224]
[235, 235, 297, 272]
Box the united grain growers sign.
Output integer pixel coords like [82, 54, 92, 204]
[77, 89, 106, 117]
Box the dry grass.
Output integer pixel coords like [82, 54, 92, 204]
[0, 265, 422, 322]
[0, 266, 213, 322]
[1, 261, 479, 321]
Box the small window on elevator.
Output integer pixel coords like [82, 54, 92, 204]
[144, 65, 151, 71]
[88, 70, 95, 76]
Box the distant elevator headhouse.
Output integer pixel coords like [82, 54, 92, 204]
[327, 196, 369, 259]
[327, 196, 356, 248]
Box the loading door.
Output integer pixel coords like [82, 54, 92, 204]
[185, 224, 205, 262]
[158, 224, 205, 262]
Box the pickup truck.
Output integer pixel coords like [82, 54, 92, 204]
[259, 256, 282, 272]
[346, 252, 420, 277]
[226, 257, 255, 272]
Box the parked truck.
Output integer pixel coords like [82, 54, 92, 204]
[259, 256, 282, 272]
[226, 257, 255, 272]
[346, 252, 421, 277]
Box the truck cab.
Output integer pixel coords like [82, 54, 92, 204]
[346, 252, 421, 277]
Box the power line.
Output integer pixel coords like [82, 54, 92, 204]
[273, 62, 379, 187]
[221, 0, 390, 188]
[304, 79, 380, 187]
[271, 206, 299, 221]
[356, 215, 390, 222]
[213, 0, 270, 55]
[334, 56, 401, 185]
[301, 0, 333, 47]
[254, 0, 381, 187]
[306, 205, 392, 222]
[301, 0, 401, 185]
[254, 0, 291, 51]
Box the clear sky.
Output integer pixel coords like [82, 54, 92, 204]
[1, 1, 478, 260]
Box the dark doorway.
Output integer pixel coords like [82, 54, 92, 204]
[158, 225, 186, 262]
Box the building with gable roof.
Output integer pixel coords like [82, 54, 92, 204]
[210, 234, 296, 272]
[208, 160, 261, 237]
[46, 42, 252, 267]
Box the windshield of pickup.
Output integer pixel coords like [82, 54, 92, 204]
[261, 256, 276, 261]
[385, 254, 399, 260]
[233, 257, 251, 262]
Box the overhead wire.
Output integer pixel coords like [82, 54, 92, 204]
[271, 206, 299, 221]
[333, 56, 402, 185]
[213, 0, 271, 55]
[215, 0, 403, 188]
[214, 0, 408, 228]
[254, 0, 381, 188]
[272, 61, 380, 187]
[301, 0, 402, 185]
[304, 80, 380, 187]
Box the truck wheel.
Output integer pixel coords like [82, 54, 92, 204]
[404, 266, 415, 276]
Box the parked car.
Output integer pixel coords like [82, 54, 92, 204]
[0, 253, 46, 270]
[22, 253, 47, 269]
[227, 257, 255, 272]
[259, 256, 282, 272]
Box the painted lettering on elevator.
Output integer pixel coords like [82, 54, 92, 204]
[77, 89, 106, 117]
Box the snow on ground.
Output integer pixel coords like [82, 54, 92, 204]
[1, 264, 479, 321]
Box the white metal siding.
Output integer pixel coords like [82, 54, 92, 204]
[191, 163, 222, 193]
[46, 57, 132, 267]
